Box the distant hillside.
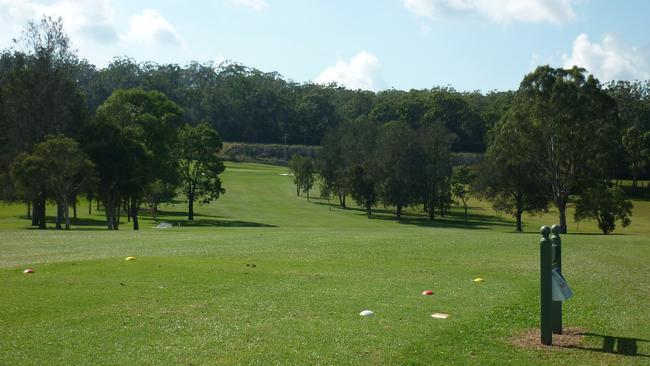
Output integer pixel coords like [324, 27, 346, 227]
[221, 142, 481, 166]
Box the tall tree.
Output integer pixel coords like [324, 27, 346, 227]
[474, 113, 549, 232]
[621, 127, 650, 191]
[451, 165, 473, 224]
[376, 121, 424, 220]
[419, 124, 455, 220]
[1, 16, 87, 226]
[176, 122, 225, 221]
[28, 135, 95, 229]
[95, 88, 183, 229]
[511, 66, 619, 233]
[83, 121, 151, 230]
[289, 155, 316, 201]
[342, 118, 379, 217]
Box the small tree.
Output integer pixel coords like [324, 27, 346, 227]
[622, 127, 650, 191]
[32, 135, 95, 229]
[574, 183, 633, 234]
[11, 152, 49, 229]
[289, 155, 315, 202]
[176, 122, 225, 221]
[451, 165, 473, 223]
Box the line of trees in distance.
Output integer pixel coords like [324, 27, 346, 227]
[1, 17, 649, 234]
[290, 65, 643, 234]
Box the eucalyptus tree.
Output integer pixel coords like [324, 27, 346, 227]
[95, 88, 183, 229]
[376, 121, 424, 220]
[510, 66, 619, 233]
[176, 122, 225, 221]
[473, 112, 549, 232]
[419, 123, 455, 220]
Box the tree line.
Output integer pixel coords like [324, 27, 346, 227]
[290, 65, 646, 234]
[2, 17, 649, 233]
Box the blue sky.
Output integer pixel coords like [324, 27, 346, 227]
[1, 0, 649, 91]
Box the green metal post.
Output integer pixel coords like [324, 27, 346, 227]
[551, 224, 563, 334]
[540, 225, 553, 345]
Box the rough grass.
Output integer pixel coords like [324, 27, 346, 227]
[1, 162, 649, 365]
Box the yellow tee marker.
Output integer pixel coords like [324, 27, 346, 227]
[125, 256, 136, 261]
[473, 277, 485, 283]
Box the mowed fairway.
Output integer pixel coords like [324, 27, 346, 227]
[1, 162, 649, 365]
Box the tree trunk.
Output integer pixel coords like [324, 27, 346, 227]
[55, 201, 63, 230]
[557, 198, 568, 234]
[464, 206, 468, 223]
[338, 193, 346, 208]
[106, 201, 114, 230]
[396, 205, 402, 220]
[306, 189, 310, 202]
[64, 200, 71, 230]
[31, 199, 38, 226]
[126, 198, 131, 222]
[131, 197, 139, 230]
[27, 201, 31, 219]
[72, 201, 77, 221]
[88, 198, 92, 215]
[153, 202, 158, 221]
[296, 185, 300, 196]
[38, 196, 46, 230]
[188, 192, 194, 221]
[516, 210, 523, 232]
[366, 204, 372, 218]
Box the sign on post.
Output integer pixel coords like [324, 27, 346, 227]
[540, 225, 573, 345]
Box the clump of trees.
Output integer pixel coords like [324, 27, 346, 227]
[1, 17, 227, 230]
[315, 116, 456, 221]
[474, 66, 645, 234]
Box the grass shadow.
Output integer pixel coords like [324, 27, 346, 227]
[179, 219, 277, 228]
[310, 201, 515, 230]
[565, 333, 650, 358]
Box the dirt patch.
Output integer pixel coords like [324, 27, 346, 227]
[511, 327, 588, 349]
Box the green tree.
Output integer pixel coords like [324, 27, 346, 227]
[288, 155, 316, 202]
[95, 88, 183, 229]
[10, 152, 49, 229]
[451, 165, 473, 223]
[30, 135, 95, 229]
[511, 66, 619, 233]
[376, 121, 424, 220]
[574, 184, 632, 234]
[83, 121, 152, 230]
[318, 126, 350, 208]
[342, 118, 379, 217]
[176, 122, 225, 221]
[419, 124, 455, 220]
[2, 17, 87, 225]
[474, 113, 550, 232]
[621, 127, 650, 191]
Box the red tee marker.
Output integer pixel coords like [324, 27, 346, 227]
[421, 290, 434, 296]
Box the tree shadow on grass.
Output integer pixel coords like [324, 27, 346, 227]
[147, 209, 223, 219]
[310, 201, 514, 230]
[564, 333, 650, 358]
[179, 219, 277, 228]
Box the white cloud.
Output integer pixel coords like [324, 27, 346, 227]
[315, 51, 383, 91]
[403, 0, 576, 24]
[562, 33, 650, 81]
[0, 0, 118, 44]
[229, 0, 269, 11]
[123, 9, 184, 47]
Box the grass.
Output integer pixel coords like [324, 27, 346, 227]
[1, 162, 649, 365]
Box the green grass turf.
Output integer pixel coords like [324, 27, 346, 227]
[1, 162, 649, 365]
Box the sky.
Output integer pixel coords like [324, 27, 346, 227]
[1, 0, 649, 92]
